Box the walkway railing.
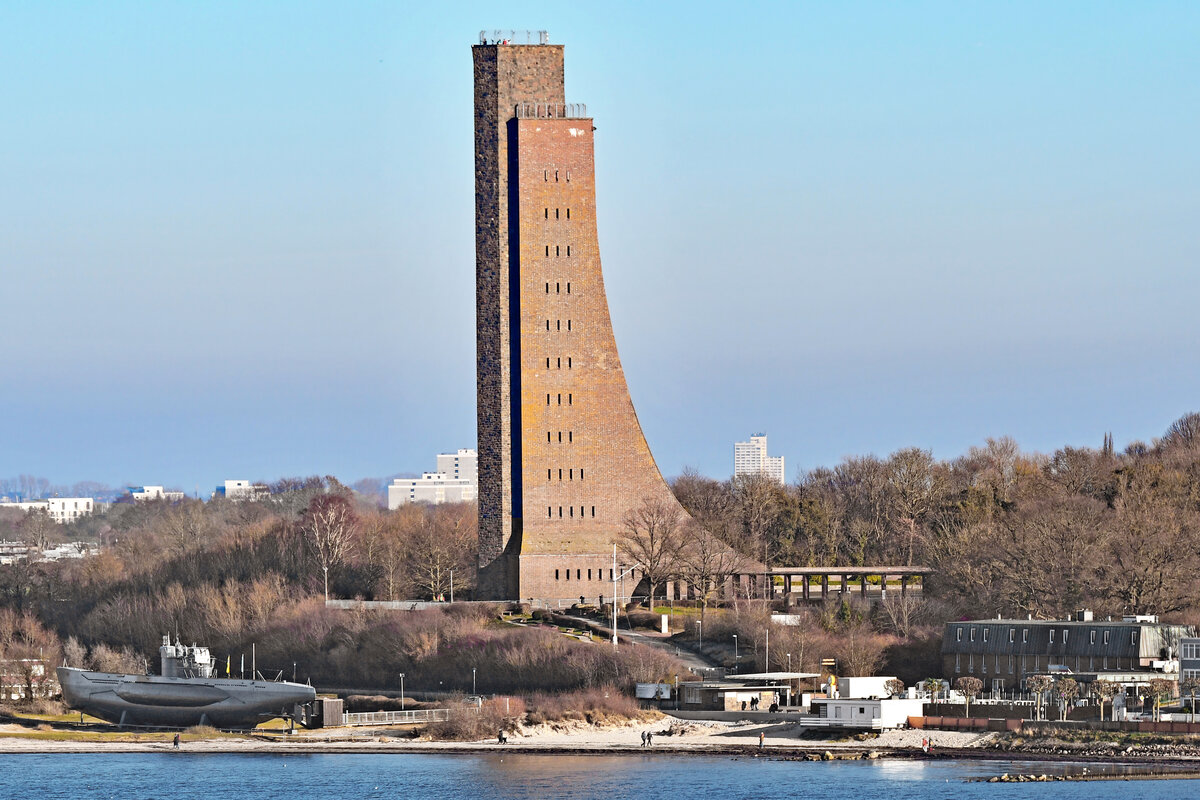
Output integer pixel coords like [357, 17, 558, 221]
[479, 30, 549, 45]
[341, 708, 449, 727]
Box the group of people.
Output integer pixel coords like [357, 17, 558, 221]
[640, 730, 654, 747]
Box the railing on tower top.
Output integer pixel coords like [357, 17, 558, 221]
[479, 30, 550, 45]
[515, 102, 589, 119]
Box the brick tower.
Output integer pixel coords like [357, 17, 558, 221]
[474, 35, 691, 601]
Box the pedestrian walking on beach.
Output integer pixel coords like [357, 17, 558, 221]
[646, 731, 653, 746]
[758, 731, 765, 750]
[640, 731, 647, 747]
[173, 733, 180, 750]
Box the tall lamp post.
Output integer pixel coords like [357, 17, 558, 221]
[732, 635, 738, 672]
[399, 672, 406, 710]
[472, 667, 477, 694]
[697, 620, 703, 655]
[786, 653, 792, 672]
[611, 544, 642, 648]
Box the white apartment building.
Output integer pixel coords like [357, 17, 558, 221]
[734, 433, 785, 485]
[0, 498, 94, 524]
[129, 486, 185, 502]
[214, 480, 268, 501]
[388, 449, 478, 510]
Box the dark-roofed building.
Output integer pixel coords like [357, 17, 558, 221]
[942, 611, 1195, 692]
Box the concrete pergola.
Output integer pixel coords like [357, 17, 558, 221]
[764, 566, 933, 601]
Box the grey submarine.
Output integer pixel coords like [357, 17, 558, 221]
[57, 635, 317, 728]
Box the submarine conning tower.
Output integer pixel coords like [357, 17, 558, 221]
[160, 634, 214, 678]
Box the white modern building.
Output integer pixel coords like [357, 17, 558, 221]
[214, 480, 268, 501]
[388, 449, 479, 509]
[0, 498, 94, 524]
[734, 433, 785, 484]
[129, 486, 186, 502]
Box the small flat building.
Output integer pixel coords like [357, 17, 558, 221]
[811, 697, 926, 730]
[1182, 637, 1200, 684]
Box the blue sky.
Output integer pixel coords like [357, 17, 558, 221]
[1, 2, 1198, 493]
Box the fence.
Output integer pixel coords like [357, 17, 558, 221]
[341, 708, 449, 727]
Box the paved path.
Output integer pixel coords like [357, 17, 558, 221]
[557, 614, 721, 673]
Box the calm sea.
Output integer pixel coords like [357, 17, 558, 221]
[0, 753, 1193, 799]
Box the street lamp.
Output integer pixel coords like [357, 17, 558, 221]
[399, 672, 406, 710]
[786, 653, 792, 672]
[610, 544, 642, 648]
[472, 667, 477, 694]
[697, 620, 703, 654]
[732, 635, 738, 672]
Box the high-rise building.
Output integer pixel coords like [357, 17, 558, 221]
[473, 33, 692, 600]
[734, 434, 785, 485]
[388, 449, 479, 509]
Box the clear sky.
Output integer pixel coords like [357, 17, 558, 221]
[2, 1, 1198, 494]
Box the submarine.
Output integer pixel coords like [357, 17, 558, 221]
[57, 635, 317, 728]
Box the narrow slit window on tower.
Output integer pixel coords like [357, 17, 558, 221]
[556, 320, 561, 330]
[546, 394, 551, 405]
[554, 170, 559, 181]
[569, 506, 574, 517]
[568, 357, 572, 369]
[566, 208, 570, 219]
[569, 469, 573, 480]
[557, 357, 561, 368]
[547, 469, 551, 480]
[545, 283, 550, 293]
[547, 431, 551, 443]
[558, 506, 563, 518]
[580, 506, 584, 518]
[545, 357, 550, 369]
[576, 569, 580, 580]
[546, 320, 550, 331]
[568, 431, 573, 442]
[567, 320, 572, 331]
[566, 170, 571, 181]
[556, 282, 561, 293]
[591, 506, 595, 517]
[566, 283, 571, 294]
[557, 393, 561, 405]
[568, 393, 572, 405]
[555, 208, 559, 219]
[566, 245, 571, 256]
[555, 569, 559, 580]
[544, 170, 548, 181]
[587, 569, 591, 580]
[558, 431, 562, 442]
[544, 208, 548, 219]
[580, 468, 584, 480]
[545, 245, 550, 257]
[555, 245, 560, 256]
[558, 469, 563, 480]
[548, 507, 552, 518]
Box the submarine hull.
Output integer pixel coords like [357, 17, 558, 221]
[57, 667, 317, 728]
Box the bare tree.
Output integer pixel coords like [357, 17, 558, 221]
[302, 494, 358, 601]
[955, 676, 983, 717]
[678, 522, 745, 625]
[619, 497, 684, 610]
[407, 503, 476, 600]
[1053, 677, 1080, 720]
[1092, 679, 1122, 722]
[1026, 675, 1054, 721]
[885, 678, 906, 698]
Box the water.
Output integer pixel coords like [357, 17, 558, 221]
[1, 753, 1195, 799]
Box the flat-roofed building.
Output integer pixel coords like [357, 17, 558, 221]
[129, 486, 185, 502]
[734, 434, 785, 485]
[0, 498, 93, 524]
[388, 449, 479, 509]
[942, 611, 1196, 693]
[1182, 637, 1200, 683]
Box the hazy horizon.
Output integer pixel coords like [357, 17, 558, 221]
[3, 2, 1198, 493]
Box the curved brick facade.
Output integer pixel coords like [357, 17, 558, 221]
[474, 42, 690, 601]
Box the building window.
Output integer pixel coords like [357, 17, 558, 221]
[591, 506, 595, 517]
[1023, 629, 1029, 643]
[566, 282, 571, 293]
[557, 357, 561, 368]
[569, 506, 574, 517]
[569, 469, 573, 480]
[983, 629, 989, 643]
[1090, 631, 1096, 645]
[556, 320, 561, 330]
[555, 170, 559, 182]
[568, 357, 572, 368]
[545, 283, 550, 293]
[568, 431, 573, 442]
[546, 320, 550, 331]
[555, 208, 559, 219]
[566, 170, 571, 181]
[558, 506, 563, 518]
[555, 569, 559, 579]
[556, 245, 560, 256]
[557, 393, 562, 405]
[548, 507, 552, 518]
[970, 628, 976, 642]
[544, 170, 548, 181]
[558, 432, 562, 442]
[567, 245, 572, 256]
[545, 245, 550, 257]
[558, 469, 563, 480]
[547, 431, 551, 442]
[546, 357, 550, 368]
[566, 208, 571, 219]
[1009, 629, 1015, 643]
[580, 468, 584, 480]
[1050, 630, 1055, 643]
[1103, 631, 1110, 644]
[568, 393, 573, 404]
[546, 394, 551, 405]
[576, 569, 581, 580]
[956, 628, 962, 642]
[567, 320, 572, 331]
[547, 469, 551, 480]
[1063, 630, 1068, 644]
[587, 569, 591, 580]
[565, 566, 570, 579]
[1131, 631, 1137, 645]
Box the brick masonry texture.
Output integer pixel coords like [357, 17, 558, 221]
[474, 44, 690, 601]
[474, 44, 564, 600]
